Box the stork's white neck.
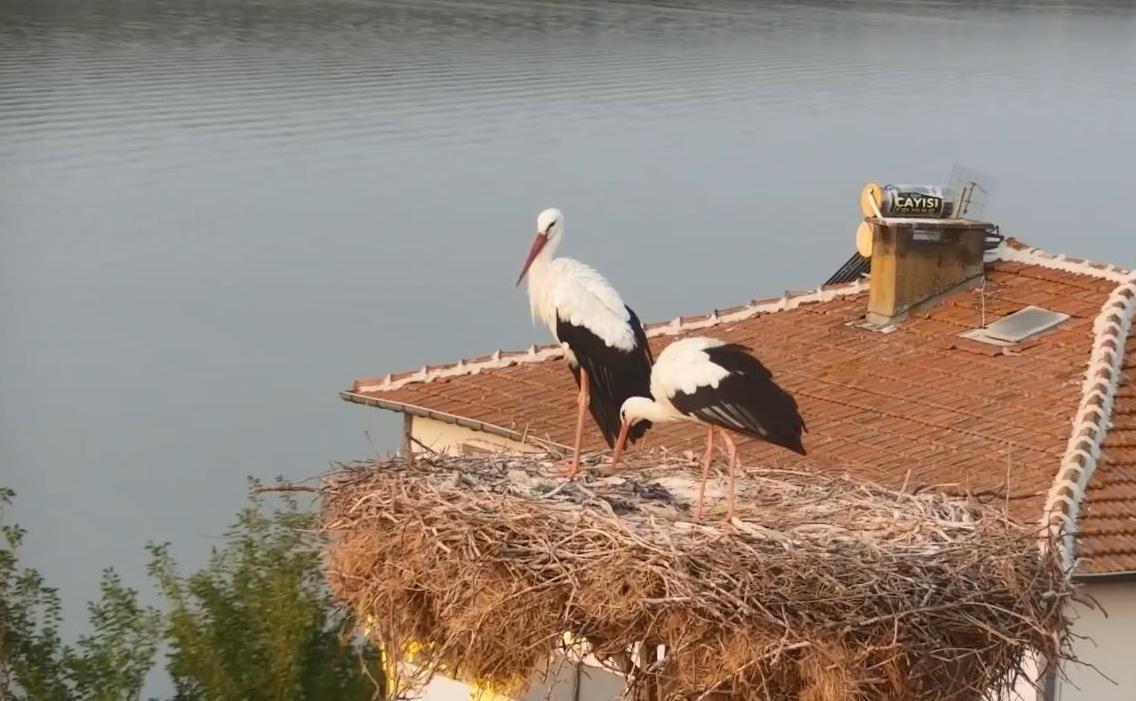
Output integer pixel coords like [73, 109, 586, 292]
[525, 233, 562, 328]
[621, 396, 678, 425]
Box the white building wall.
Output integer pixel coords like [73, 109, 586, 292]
[404, 674, 480, 701]
[395, 656, 625, 701]
[1009, 653, 1042, 701]
[1056, 581, 1136, 701]
[410, 417, 538, 456]
[521, 665, 625, 700]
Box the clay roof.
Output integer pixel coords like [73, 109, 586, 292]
[342, 239, 1136, 576]
[1077, 341, 1136, 574]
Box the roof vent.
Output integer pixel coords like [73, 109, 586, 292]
[961, 305, 1070, 346]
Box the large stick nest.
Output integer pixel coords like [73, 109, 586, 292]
[320, 452, 1075, 700]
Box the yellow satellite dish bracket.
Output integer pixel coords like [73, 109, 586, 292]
[860, 182, 883, 219]
[855, 182, 884, 259]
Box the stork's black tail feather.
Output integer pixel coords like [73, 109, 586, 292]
[559, 305, 655, 448]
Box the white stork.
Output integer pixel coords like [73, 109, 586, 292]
[610, 336, 806, 521]
[515, 207, 654, 478]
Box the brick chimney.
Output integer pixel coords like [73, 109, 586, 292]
[864, 219, 991, 326]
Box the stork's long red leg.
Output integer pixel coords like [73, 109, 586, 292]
[556, 368, 590, 479]
[608, 420, 632, 472]
[695, 425, 715, 521]
[719, 431, 739, 523]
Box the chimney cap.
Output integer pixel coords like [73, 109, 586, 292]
[866, 215, 995, 229]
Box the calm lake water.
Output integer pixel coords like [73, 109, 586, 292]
[2, 0, 1135, 641]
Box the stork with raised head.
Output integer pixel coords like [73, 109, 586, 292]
[610, 336, 806, 521]
[516, 208, 654, 478]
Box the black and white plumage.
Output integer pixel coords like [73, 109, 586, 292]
[556, 306, 653, 447]
[515, 207, 654, 477]
[662, 339, 806, 455]
[611, 336, 806, 520]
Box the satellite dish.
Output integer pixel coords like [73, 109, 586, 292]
[860, 182, 883, 218]
[855, 221, 874, 258]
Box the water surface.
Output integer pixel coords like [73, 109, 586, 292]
[2, 0, 1135, 637]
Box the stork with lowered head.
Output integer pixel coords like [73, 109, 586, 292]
[611, 336, 807, 521]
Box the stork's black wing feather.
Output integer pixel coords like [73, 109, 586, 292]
[704, 343, 771, 378]
[671, 345, 806, 455]
[556, 306, 654, 448]
[629, 306, 655, 367]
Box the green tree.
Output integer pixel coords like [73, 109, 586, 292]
[0, 487, 68, 700]
[147, 480, 383, 701]
[0, 487, 159, 701]
[65, 570, 161, 701]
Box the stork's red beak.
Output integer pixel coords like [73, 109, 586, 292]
[515, 232, 549, 287]
[610, 420, 632, 469]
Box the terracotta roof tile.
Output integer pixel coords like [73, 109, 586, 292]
[1078, 331, 1136, 574]
[344, 241, 1136, 575]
